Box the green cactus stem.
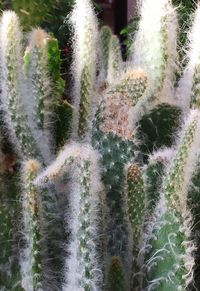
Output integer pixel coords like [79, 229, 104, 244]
[70, 0, 98, 139]
[0, 168, 22, 290]
[34, 142, 105, 291]
[131, 0, 178, 99]
[143, 110, 200, 290]
[107, 256, 126, 291]
[126, 164, 145, 254]
[20, 160, 42, 290]
[0, 11, 38, 159]
[143, 149, 174, 219]
[107, 35, 122, 85]
[99, 25, 112, 81]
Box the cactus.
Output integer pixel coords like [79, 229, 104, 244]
[107, 35, 123, 85]
[0, 162, 22, 290]
[143, 149, 174, 218]
[69, 0, 98, 139]
[107, 256, 126, 291]
[99, 25, 112, 81]
[35, 143, 105, 291]
[0, 11, 38, 159]
[20, 160, 42, 290]
[177, 4, 200, 110]
[126, 164, 145, 256]
[115, 69, 148, 105]
[131, 0, 178, 100]
[135, 103, 182, 161]
[143, 110, 200, 290]
[2, 1, 200, 291]
[27, 29, 55, 153]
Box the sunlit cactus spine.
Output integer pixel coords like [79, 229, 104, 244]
[107, 34, 123, 85]
[20, 160, 42, 291]
[107, 256, 126, 291]
[69, 0, 98, 139]
[0, 11, 37, 158]
[143, 110, 200, 290]
[99, 25, 112, 81]
[35, 143, 105, 291]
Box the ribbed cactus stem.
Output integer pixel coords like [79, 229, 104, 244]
[143, 110, 200, 290]
[0, 11, 37, 158]
[126, 164, 145, 253]
[115, 69, 148, 105]
[70, 0, 98, 139]
[21, 160, 42, 291]
[177, 5, 200, 109]
[143, 148, 174, 217]
[132, 0, 178, 100]
[28, 29, 52, 129]
[99, 25, 112, 81]
[45, 37, 65, 100]
[164, 111, 200, 211]
[107, 256, 126, 291]
[34, 143, 105, 290]
[26, 28, 56, 158]
[107, 35, 123, 85]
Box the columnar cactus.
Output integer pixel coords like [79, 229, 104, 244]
[35, 143, 105, 291]
[107, 256, 126, 291]
[126, 164, 145, 255]
[2, 1, 200, 291]
[107, 35, 123, 85]
[0, 11, 37, 159]
[143, 148, 174, 217]
[143, 110, 200, 290]
[177, 5, 200, 110]
[131, 0, 178, 103]
[28, 29, 56, 162]
[69, 0, 98, 139]
[20, 160, 42, 290]
[99, 25, 112, 81]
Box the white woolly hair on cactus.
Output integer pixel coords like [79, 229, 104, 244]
[148, 147, 175, 164]
[24, 28, 54, 164]
[68, 0, 99, 138]
[131, 0, 178, 103]
[176, 4, 200, 111]
[34, 142, 105, 290]
[0, 11, 27, 156]
[141, 110, 200, 288]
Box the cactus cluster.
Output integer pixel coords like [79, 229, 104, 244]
[2, 0, 200, 290]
